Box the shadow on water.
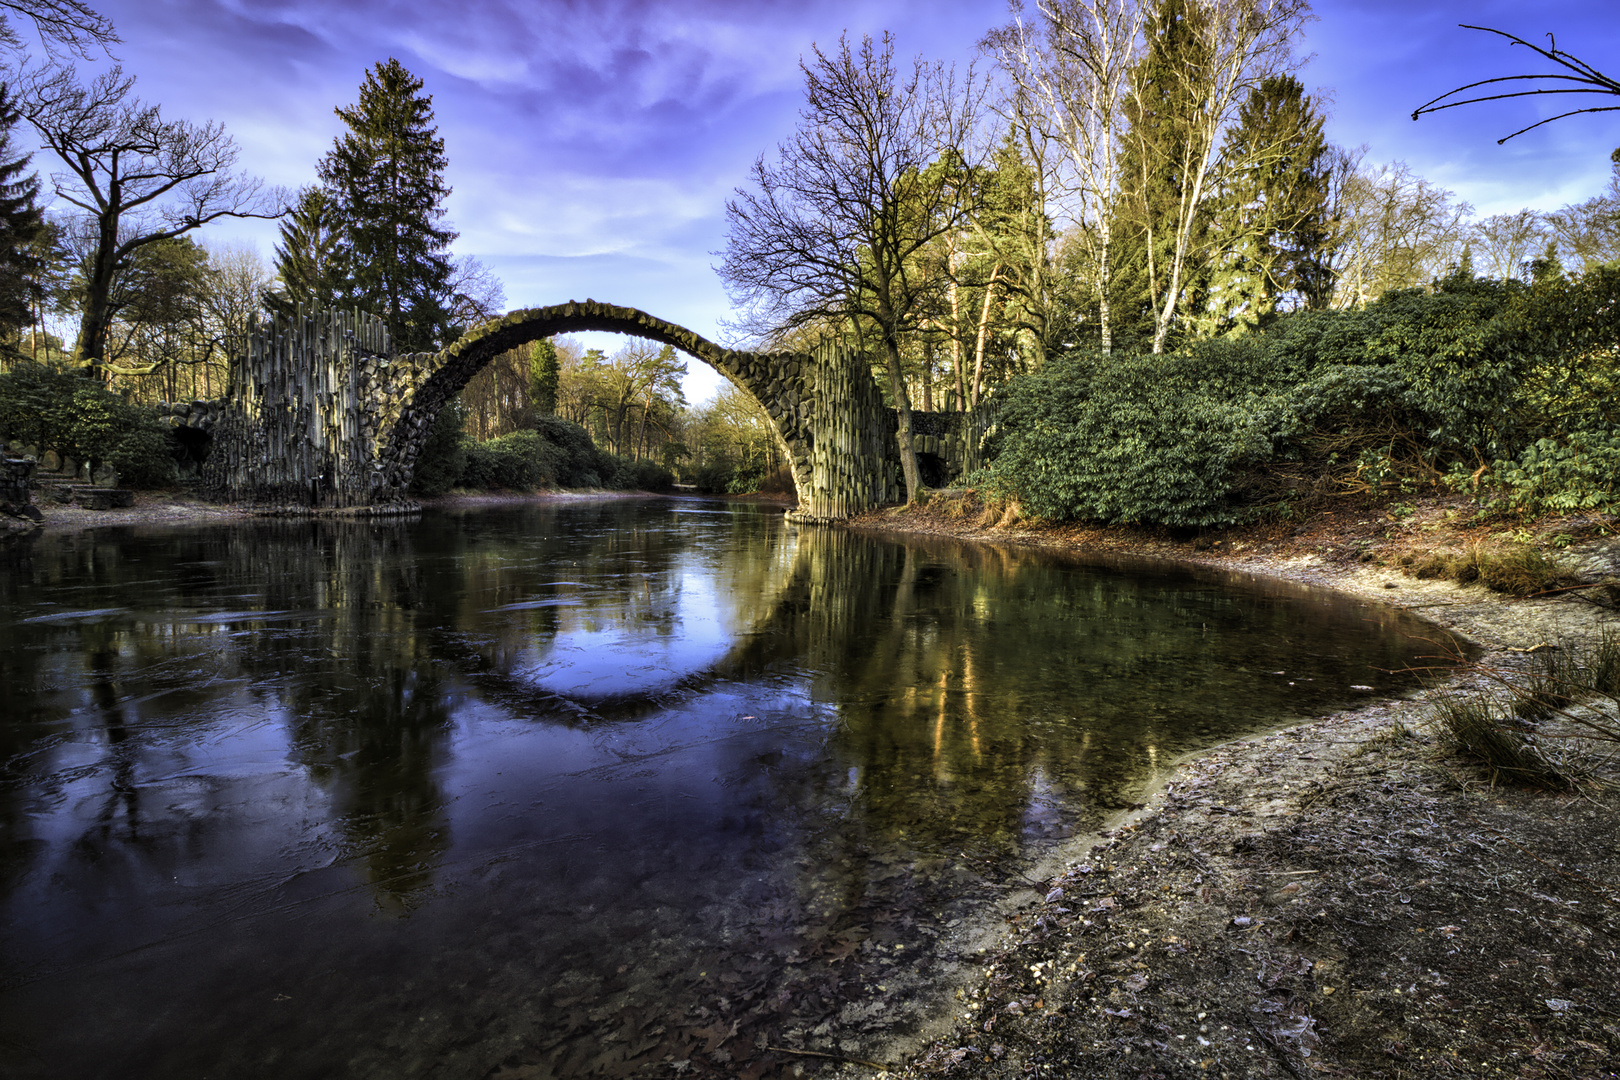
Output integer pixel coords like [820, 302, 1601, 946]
[0, 501, 1449, 1078]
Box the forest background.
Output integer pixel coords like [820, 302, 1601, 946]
[0, 0, 1614, 514]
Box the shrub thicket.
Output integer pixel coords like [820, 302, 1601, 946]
[532, 415, 613, 488]
[0, 361, 178, 487]
[461, 430, 560, 490]
[414, 409, 673, 496]
[1470, 266, 1620, 515]
[977, 273, 1618, 527]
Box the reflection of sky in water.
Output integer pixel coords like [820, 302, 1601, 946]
[510, 566, 738, 697]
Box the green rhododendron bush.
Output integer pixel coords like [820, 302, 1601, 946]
[411, 407, 673, 496]
[977, 270, 1620, 527]
[0, 362, 177, 488]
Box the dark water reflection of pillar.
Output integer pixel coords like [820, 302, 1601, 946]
[221, 522, 455, 908]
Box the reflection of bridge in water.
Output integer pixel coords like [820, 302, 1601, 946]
[0, 503, 1437, 912]
[0, 504, 1449, 1080]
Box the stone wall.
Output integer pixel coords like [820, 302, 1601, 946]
[793, 340, 902, 522]
[1, 456, 40, 529]
[900, 402, 997, 482]
[156, 399, 227, 431]
[202, 307, 407, 512]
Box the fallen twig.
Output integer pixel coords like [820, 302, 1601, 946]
[767, 1045, 892, 1070]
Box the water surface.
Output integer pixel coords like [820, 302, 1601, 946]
[0, 500, 1439, 1077]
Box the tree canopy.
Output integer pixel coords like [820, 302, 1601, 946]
[318, 58, 458, 353]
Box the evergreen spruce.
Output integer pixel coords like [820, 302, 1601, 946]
[529, 339, 559, 417]
[0, 84, 45, 351]
[318, 59, 456, 352]
[1209, 74, 1332, 327]
[267, 185, 348, 319]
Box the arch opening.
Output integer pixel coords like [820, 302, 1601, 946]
[380, 301, 816, 506]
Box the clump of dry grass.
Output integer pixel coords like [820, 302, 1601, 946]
[1407, 543, 1577, 596]
[1429, 692, 1576, 789]
[1512, 629, 1620, 720]
[994, 501, 1024, 529]
[1412, 551, 1452, 580]
[1429, 629, 1620, 788]
[940, 492, 978, 520]
[974, 498, 1025, 529]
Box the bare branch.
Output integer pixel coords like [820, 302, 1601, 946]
[1412, 25, 1620, 142]
[0, 0, 118, 59]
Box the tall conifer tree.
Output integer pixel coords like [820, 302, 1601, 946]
[267, 185, 347, 319]
[318, 59, 456, 352]
[0, 84, 46, 350]
[1208, 74, 1332, 326]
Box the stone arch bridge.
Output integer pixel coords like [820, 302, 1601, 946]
[202, 302, 990, 520]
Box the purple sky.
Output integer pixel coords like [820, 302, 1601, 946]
[22, 0, 1620, 399]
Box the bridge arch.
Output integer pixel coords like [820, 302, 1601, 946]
[374, 301, 817, 504]
[203, 300, 907, 518]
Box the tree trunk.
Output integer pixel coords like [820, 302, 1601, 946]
[921, 338, 934, 413]
[970, 265, 1000, 408]
[947, 245, 966, 411]
[74, 230, 119, 379]
[1097, 222, 1114, 355]
[883, 332, 922, 503]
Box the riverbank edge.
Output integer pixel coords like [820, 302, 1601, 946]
[823, 502, 1620, 1079]
[10, 486, 701, 534]
[12, 487, 1618, 1075]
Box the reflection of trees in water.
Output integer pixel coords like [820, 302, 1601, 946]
[0, 503, 810, 909]
[81, 638, 141, 847]
[210, 520, 454, 908]
[0, 506, 1447, 1077]
[2, 511, 1434, 913]
[751, 527, 1434, 880]
[0, 533, 226, 884]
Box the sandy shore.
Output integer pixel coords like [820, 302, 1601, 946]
[824, 500, 1620, 1080]
[6, 486, 666, 534]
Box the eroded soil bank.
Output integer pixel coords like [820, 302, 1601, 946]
[828, 495, 1620, 1080]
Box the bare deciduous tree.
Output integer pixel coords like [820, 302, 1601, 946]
[984, 0, 1146, 353]
[444, 255, 506, 334]
[15, 63, 283, 374]
[1544, 153, 1620, 272]
[720, 31, 982, 503]
[1471, 209, 1548, 282]
[201, 241, 272, 357]
[1322, 159, 1472, 306]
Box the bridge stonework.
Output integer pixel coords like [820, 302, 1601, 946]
[202, 301, 981, 520]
